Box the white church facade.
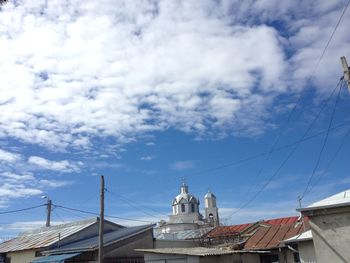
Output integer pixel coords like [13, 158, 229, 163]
[155, 182, 220, 235]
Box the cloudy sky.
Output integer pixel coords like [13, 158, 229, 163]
[1, 0, 350, 237]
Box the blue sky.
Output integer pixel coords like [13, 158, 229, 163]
[1, 0, 350, 238]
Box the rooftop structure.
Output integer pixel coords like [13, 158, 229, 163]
[298, 189, 350, 212]
[0, 218, 123, 253]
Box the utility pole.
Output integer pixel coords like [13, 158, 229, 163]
[340, 56, 350, 92]
[44, 197, 52, 227]
[98, 175, 105, 263]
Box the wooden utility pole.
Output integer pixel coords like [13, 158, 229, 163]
[98, 175, 105, 263]
[46, 198, 52, 227]
[340, 56, 350, 92]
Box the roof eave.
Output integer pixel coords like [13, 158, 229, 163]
[297, 202, 350, 213]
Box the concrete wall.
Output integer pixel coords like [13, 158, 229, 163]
[7, 250, 36, 263]
[298, 241, 317, 263]
[306, 207, 350, 263]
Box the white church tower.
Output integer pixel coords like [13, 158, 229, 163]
[204, 190, 219, 227]
[169, 182, 201, 224]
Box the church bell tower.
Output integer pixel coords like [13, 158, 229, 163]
[204, 190, 219, 227]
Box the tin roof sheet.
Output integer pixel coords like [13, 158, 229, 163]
[31, 253, 81, 263]
[298, 189, 350, 212]
[206, 216, 300, 239]
[284, 230, 313, 243]
[0, 218, 98, 253]
[136, 247, 268, 256]
[46, 224, 154, 254]
[206, 223, 253, 238]
[155, 227, 213, 240]
[244, 218, 309, 250]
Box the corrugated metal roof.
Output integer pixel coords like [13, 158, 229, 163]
[46, 224, 154, 254]
[244, 217, 309, 250]
[154, 227, 213, 240]
[0, 218, 98, 253]
[31, 253, 81, 263]
[206, 223, 253, 238]
[264, 216, 300, 225]
[136, 247, 268, 256]
[206, 216, 301, 239]
[298, 189, 350, 212]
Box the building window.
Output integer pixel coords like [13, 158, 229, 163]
[181, 204, 185, 212]
[191, 203, 195, 212]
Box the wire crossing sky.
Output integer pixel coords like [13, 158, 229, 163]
[1, 0, 350, 237]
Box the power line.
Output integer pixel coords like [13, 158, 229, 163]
[310, 0, 350, 77]
[54, 204, 155, 223]
[105, 189, 166, 219]
[304, 124, 350, 197]
[52, 207, 66, 223]
[0, 204, 45, 215]
[301, 81, 344, 199]
[224, 78, 344, 220]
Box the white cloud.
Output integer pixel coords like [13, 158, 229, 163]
[38, 179, 73, 188]
[170, 160, 194, 171]
[28, 156, 81, 173]
[141, 155, 153, 161]
[0, 0, 295, 150]
[0, 182, 42, 198]
[0, 149, 21, 163]
[0, 171, 74, 205]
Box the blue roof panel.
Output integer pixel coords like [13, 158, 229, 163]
[31, 253, 81, 263]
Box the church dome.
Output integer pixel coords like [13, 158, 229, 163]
[172, 183, 199, 205]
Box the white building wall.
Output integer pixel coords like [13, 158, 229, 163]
[298, 241, 317, 263]
[7, 250, 36, 263]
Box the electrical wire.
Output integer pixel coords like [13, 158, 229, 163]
[304, 124, 350, 197]
[224, 78, 344, 220]
[0, 204, 46, 214]
[52, 207, 66, 223]
[178, 0, 350, 183]
[301, 81, 344, 199]
[105, 189, 166, 219]
[54, 204, 155, 223]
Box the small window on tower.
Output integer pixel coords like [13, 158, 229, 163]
[181, 204, 185, 212]
[191, 203, 195, 212]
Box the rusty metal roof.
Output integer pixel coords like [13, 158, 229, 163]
[244, 217, 309, 250]
[206, 216, 302, 239]
[264, 216, 300, 225]
[0, 218, 98, 253]
[206, 223, 253, 238]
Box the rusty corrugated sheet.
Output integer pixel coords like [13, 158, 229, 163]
[244, 217, 310, 250]
[206, 223, 253, 238]
[0, 218, 97, 253]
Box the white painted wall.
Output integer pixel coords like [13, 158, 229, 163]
[7, 250, 36, 263]
[298, 240, 317, 263]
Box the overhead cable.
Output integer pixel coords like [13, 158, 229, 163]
[0, 204, 46, 215]
[54, 204, 155, 224]
[105, 189, 166, 219]
[301, 81, 344, 199]
[304, 124, 350, 197]
[224, 78, 344, 220]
